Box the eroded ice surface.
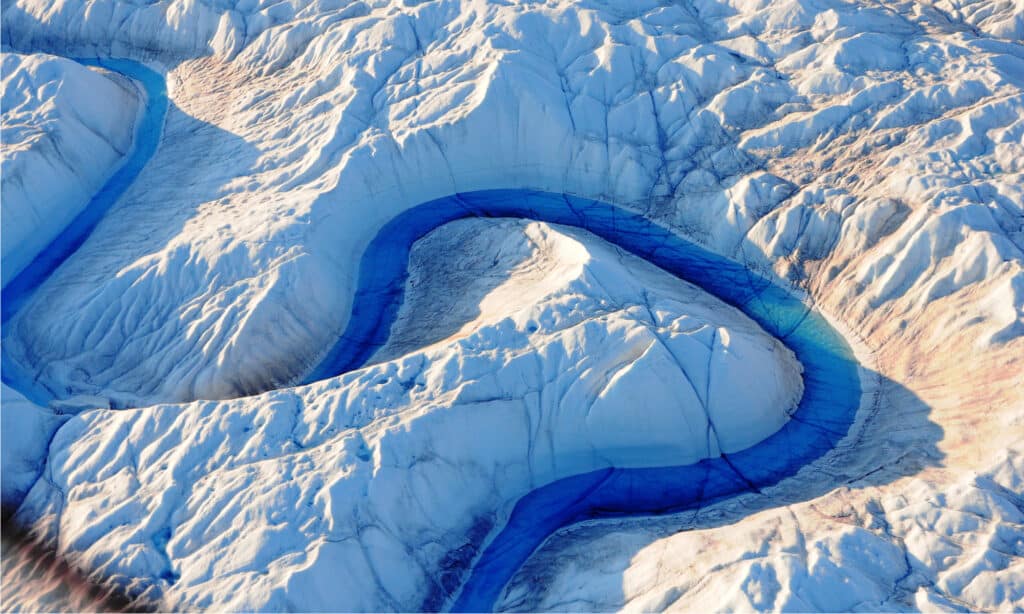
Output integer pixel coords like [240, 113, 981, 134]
[495, 450, 1024, 612]
[2, 0, 1021, 411]
[1, 0, 1023, 610]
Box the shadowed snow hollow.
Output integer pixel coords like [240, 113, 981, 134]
[14, 218, 802, 611]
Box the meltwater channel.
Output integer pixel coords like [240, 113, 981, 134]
[1, 58, 167, 406]
[303, 190, 862, 611]
[0, 59, 863, 613]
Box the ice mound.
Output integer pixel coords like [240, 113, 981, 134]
[13, 218, 803, 611]
[0, 51, 139, 286]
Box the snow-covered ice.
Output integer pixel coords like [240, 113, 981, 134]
[495, 450, 1024, 612]
[1, 0, 1023, 610]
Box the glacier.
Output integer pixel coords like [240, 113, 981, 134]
[2, 0, 1023, 611]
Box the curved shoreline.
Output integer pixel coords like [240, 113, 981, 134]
[1, 61, 862, 613]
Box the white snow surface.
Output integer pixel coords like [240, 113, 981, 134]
[1, 0, 1023, 610]
[0, 51, 140, 287]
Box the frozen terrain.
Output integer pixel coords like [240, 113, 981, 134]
[495, 450, 1024, 612]
[2, 0, 1023, 611]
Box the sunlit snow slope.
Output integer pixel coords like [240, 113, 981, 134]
[1, 0, 1022, 611]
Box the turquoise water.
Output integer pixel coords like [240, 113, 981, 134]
[0, 59, 861, 613]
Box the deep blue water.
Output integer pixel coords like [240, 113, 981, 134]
[0, 60, 861, 613]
